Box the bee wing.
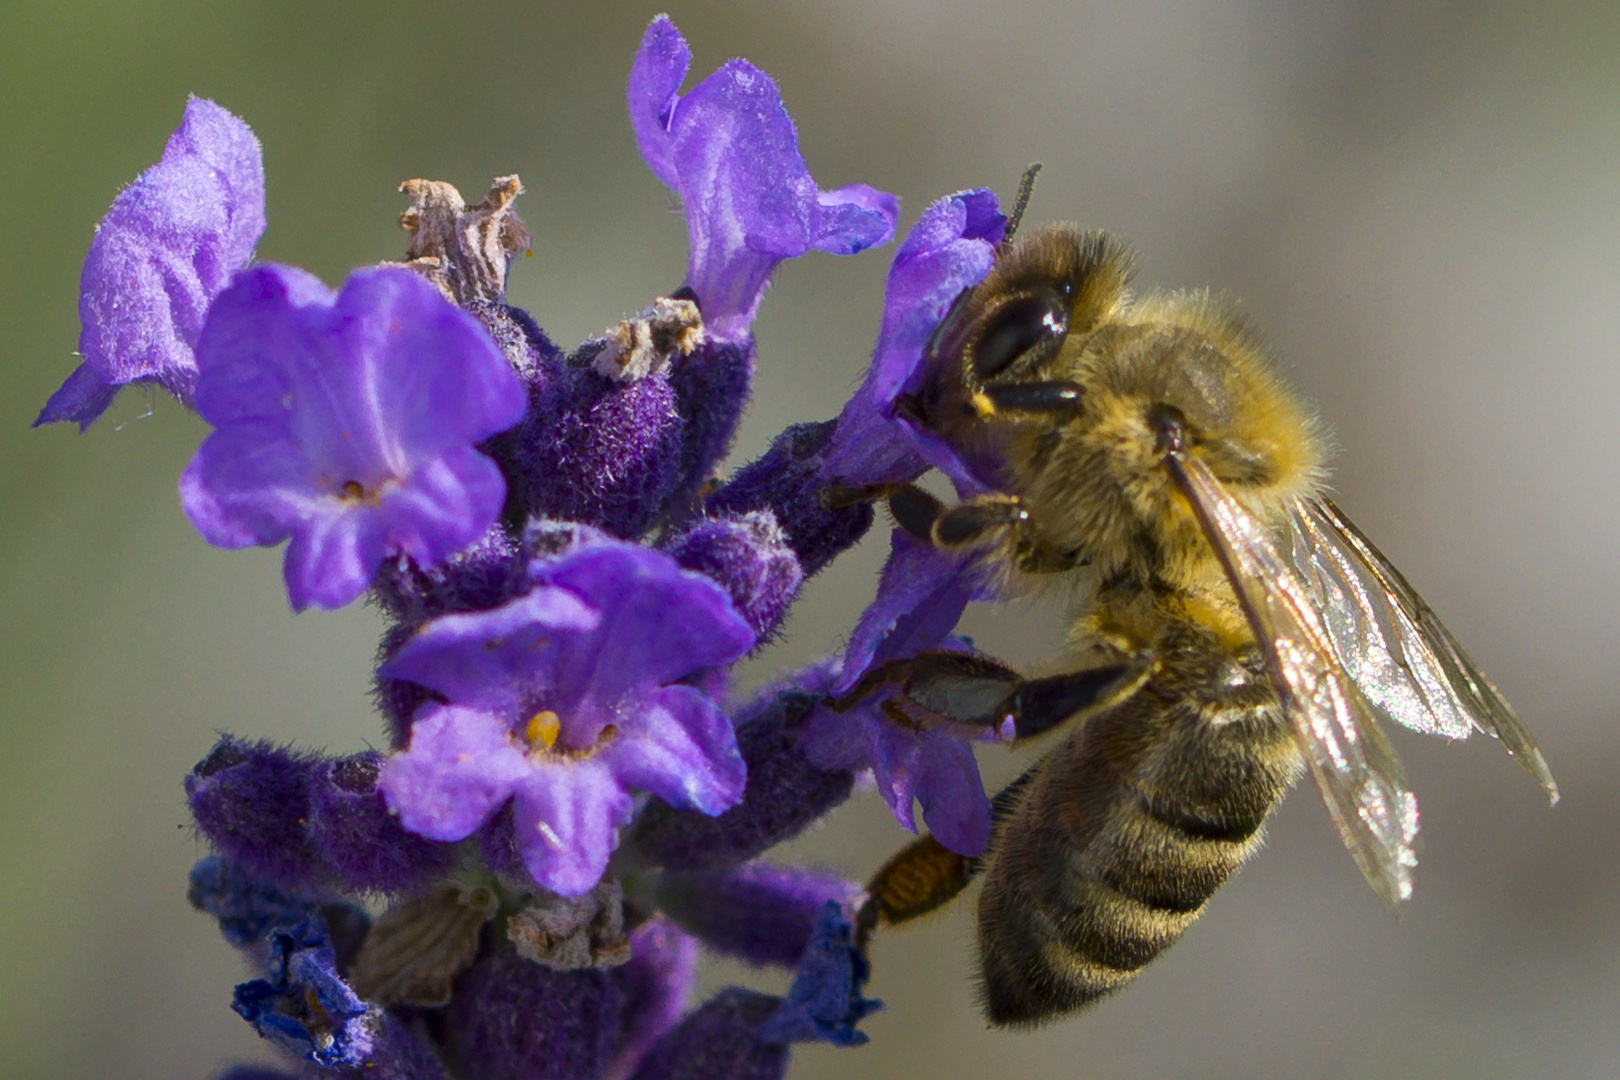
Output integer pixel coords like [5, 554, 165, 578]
[1286, 497, 1557, 804]
[1169, 455, 1419, 907]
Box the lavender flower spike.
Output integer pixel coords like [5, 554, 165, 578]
[629, 15, 898, 341]
[827, 188, 1007, 494]
[380, 540, 754, 895]
[38, 97, 264, 429]
[180, 264, 525, 610]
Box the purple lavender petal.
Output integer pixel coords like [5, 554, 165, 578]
[35, 364, 118, 431]
[180, 264, 525, 610]
[277, 446, 511, 611]
[601, 684, 746, 816]
[826, 189, 1006, 491]
[910, 733, 994, 857]
[509, 761, 635, 896]
[380, 585, 601, 715]
[628, 16, 897, 341]
[629, 670, 855, 872]
[655, 864, 863, 968]
[865, 716, 924, 834]
[379, 704, 531, 842]
[386, 541, 749, 733]
[605, 919, 699, 1080]
[37, 97, 264, 429]
[535, 542, 755, 706]
[837, 530, 985, 693]
[865, 715, 992, 856]
[627, 15, 690, 190]
[812, 185, 901, 255]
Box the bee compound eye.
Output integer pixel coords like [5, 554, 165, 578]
[971, 293, 1069, 379]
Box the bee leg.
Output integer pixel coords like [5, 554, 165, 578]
[1003, 657, 1156, 741]
[890, 648, 1154, 741]
[932, 494, 1030, 547]
[860, 768, 1041, 946]
[931, 494, 1082, 574]
[819, 482, 945, 544]
[860, 834, 975, 944]
[824, 652, 969, 713]
[827, 650, 1024, 726]
[837, 649, 1153, 745]
[886, 483, 944, 541]
[819, 482, 898, 510]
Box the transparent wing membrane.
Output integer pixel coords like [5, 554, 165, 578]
[1287, 498, 1557, 804]
[1168, 455, 1419, 907]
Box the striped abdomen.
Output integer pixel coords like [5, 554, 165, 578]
[976, 667, 1302, 1026]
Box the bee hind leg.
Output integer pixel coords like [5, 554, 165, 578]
[860, 768, 1042, 946]
[860, 834, 976, 945]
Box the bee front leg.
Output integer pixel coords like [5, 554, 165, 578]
[930, 493, 1082, 574]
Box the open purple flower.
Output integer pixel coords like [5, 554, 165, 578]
[38, 97, 265, 430]
[379, 540, 754, 895]
[629, 15, 898, 341]
[179, 264, 525, 611]
[801, 530, 1002, 856]
[827, 189, 1006, 494]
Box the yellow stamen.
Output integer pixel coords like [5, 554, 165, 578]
[526, 710, 561, 749]
[970, 390, 997, 417]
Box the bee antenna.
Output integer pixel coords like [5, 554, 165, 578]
[1003, 162, 1043, 243]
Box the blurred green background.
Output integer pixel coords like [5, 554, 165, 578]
[4, 2, 1620, 1077]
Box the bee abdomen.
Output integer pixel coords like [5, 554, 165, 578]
[977, 700, 1298, 1027]
[1140, 791, 1267, 843]
[979, 872, 1196, 1025]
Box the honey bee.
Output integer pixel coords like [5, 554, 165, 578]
[843, 170, 1559, 1027]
